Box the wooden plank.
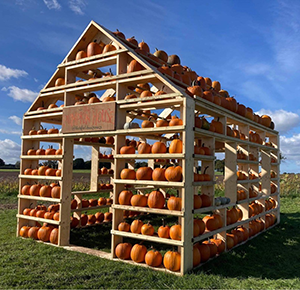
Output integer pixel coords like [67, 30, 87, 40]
[111, 230, 184, 246]
[118, 93, 182, 107]
[20, 155, 63, 160]
[65, 55, 118, 73]
[114, 154, 185, 159]
[112, 204, 184, 217]
[113, 179, 184, 188]
[19, 175, 62, 181]
[180, 96, 195, 275]
[193, 154, 215, 161]
[194, 97, 279, 136]
[224, 142, 237, 205]
[17, 214, 60, 225]
[25, 108, 63, 117]
[90, 145, 100, 191]
[71, 205, 110, 213]
[71, 190, 112, 195]
[193, 203, 236, 214]
[116, 125, 185, 136]
[17, 195, 61, 203]
[58, 138, 74, 246]
[261, 150, 271, 196]
[62, 102, 116, 133]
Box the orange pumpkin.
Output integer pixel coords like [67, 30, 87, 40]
[130, 219, 144, 234]
[141, 222, 155, 236]
[169, 139, 183, 154]
[115, 243, 132, 260]
[136, 167, 153, 180]
[118, 190, 133, 205]
[163, 250, 181, 272]
[167, 196, 182, 211]
[131, 244, 147, 263]
[165, 165, 182, 182]
[145, 249, 163, 267]
[120, 168, 136, 180]
[151, 142, 167, 154]
[147, 190, 165, 209]
[169, 224, 181, 241]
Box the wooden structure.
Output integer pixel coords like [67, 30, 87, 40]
[17, 21, 280, 275]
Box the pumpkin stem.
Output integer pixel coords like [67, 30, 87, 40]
[203, 166, 209, 175]
[162, 218, 165, 227]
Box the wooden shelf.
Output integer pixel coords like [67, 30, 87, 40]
[22, 134, 63, 142]
[112, 204, 184, 217]
[237, 179, 260, 184]
[115, 125, 185, 137]
[17, 214, 60, 225]
[74, 141, 114, 147]
[57, 49, 127, 69]
[19, 175, 62, 181]
[237, 159, 259, 164]
[192, 181, 216, 187]
[111, 230, 184, 246]
[26, 107, 63, 116]
[193, 154, 215, 161]
[117, 93, 182, 107]
[194, 96, 279, 136]
[114, 153, 185, 160]
[72, 190, 112, 195]
[71, 205, 111, 212]
[195, 128, 278, 151]
[99, 159, 114, 163]
[193, 202, 236, 214]
[113, 179, 184, 188]
[21, 155, 63, 160]
[17, 195, 61, 203]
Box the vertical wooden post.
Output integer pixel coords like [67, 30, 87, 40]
[58, 138, 74, 246]
[224, 142, 237, 204]
[90, 145, 100, 191]
[180, 96, 194, 274]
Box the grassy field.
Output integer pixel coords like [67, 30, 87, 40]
[0, 177, 300, 288]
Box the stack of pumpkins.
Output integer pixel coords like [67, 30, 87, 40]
[110, 28, 275, 130]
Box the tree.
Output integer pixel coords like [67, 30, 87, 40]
[15, 161, 20, 169]
[0, 158, 5, 166]
[73, 158, 85, 169]
[84, 160, 91, 169]
[215, 159, 225, 173]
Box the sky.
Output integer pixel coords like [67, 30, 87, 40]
[1, 0, 300, 173]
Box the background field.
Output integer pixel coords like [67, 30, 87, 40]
[0, 173, 299, 289]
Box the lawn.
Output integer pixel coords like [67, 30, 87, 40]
[0, 180, 300, 288]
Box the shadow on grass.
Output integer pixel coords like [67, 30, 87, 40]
[198, 212, 300, 279]
[70, 213, 179, 253]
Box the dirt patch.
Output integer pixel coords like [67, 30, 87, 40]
[0, 203, 18, 210]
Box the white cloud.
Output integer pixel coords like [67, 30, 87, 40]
[0, 64, 28, 81]
[0, 129, 22, 135]
[2, 86, 38, 102]
[280, 134, 300, 161]
[0, 139, 21, 164]
[256, 109, 300, 134]
[9, 116, 22, 126]
[271, 1, 300, 73]
[242, 63, 271, 76]
[43, 0, 61, 10]
[69, 0, 86, 15]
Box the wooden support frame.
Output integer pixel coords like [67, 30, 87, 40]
[17, 20, 280, 276]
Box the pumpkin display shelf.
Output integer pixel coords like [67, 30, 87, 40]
[17, 20, 280, 276]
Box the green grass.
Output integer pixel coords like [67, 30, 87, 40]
[0, 195, 299, 288]
[0, 168, 19, 172]
[1, 176, 299, 288]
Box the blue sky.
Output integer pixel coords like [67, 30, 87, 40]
[1, 0, 300, 173]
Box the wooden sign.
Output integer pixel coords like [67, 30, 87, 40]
[62, 102, 116, 133]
